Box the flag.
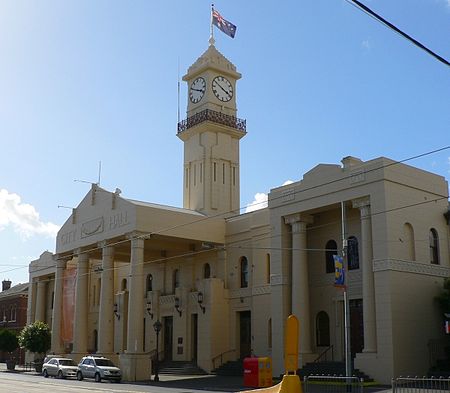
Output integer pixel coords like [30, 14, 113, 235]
[212, 9, 237, 38]
[333, 255, 346, 288]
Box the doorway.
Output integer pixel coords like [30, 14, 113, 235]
[163, 316, 173, 361]
[191, 314, 198, 361]
[349, 299, 364, 357]
[239, 311, 252, 359]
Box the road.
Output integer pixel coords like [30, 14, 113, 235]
[0, 371, 248, 393]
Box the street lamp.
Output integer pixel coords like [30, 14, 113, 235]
[197, 292, 206, 314]
[153, 320, 162, 382]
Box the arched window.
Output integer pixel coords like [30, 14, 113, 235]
[240, 257, 249, 288]
[10, 305, 16, 322]
[347, 236, 359, 270]
[316, 311, 330, 347]
[173, 269, 180, 292]
[121, 278, 127, 291]
[403, 223, 415, 261]
[430, 228, 440, 264]
[268, 318, 272, 348]
[325, 240, 338, 274]
[146, 274, 153, 292]
[203, 263, 211, 279]
[266, 254, 271, 284]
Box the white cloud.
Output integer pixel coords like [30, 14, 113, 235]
[245, 180, 294, 213]
[362, 39, 371, 50]
[0, 189, 60, 239]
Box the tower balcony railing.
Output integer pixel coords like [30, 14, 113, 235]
[177, 109, 246, 134]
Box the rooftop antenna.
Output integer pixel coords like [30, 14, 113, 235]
[177, 58, 180, 125]
[98, 161, 102, 186]
[74, 161, 102, 186]
[57, 205, 74, 209]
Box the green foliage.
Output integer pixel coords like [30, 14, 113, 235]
[0, 329, 19, 353]
[18, 321, 51, 355]
[436, 278, 450, 314]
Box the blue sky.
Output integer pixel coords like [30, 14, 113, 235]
[1, 0, 449, 285]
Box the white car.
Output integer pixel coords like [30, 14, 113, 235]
[42, 357, 78, 379]
[77, 355, 121, 383]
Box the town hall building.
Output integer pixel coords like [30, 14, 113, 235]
[27, 39, 450, 383]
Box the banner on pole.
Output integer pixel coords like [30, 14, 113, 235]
[334, 255, 346, 288]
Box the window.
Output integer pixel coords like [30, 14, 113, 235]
[173, 269, 180, 291]
[430, 228, 440, 264]
[232, 167, 236, 186]
[316, 311, 330, 346]
[51, 291, 54, 309]
[266, 254, 271, 284]
[213, 162, 217, 182]
[121, 278, 127, 291]
[347, 236, 359, 270]
[325, 240, 338, 274]
[194, 164, 196, 186]
[404, 223, 416, 261]
[146, 274, 153, 292]
[10, 305, 16, 322]
[200, 163, 203, 183]
[223, 163, 225, 184]
[240, 257, 249, 288]
[203, 263, 211, 279]
[185, 168, 189, 188]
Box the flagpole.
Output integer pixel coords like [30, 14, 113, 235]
[341, 201, 352, 382]
[210, 3, 215, 44]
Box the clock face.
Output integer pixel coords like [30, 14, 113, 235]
[212, 76, 233, 102]
[189, 77, 206, 103]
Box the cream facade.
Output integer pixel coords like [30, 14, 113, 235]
[28, 42, 450, 383]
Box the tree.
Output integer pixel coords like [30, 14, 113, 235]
[0, 329, 19, 370]
[18, 321, 51, 359]
[0, 329, 19, 354]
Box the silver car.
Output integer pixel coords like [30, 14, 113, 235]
[42, 357, 78, 379]
[77, 355, 121, 383]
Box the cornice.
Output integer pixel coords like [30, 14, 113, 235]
[373, 259, 450, 277]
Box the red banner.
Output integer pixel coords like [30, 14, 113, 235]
[61, 267, 76, 344]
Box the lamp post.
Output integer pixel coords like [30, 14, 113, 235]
[153, 320, 162, 382]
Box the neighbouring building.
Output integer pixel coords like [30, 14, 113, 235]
[27, 40, 450, 383]
[0, 279, 28, 364]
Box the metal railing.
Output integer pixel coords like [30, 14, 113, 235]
[392, 376, 450, 392]
[304, 375, 363, 393]
[314, 345, 334, 363]
[211, 349, 236, 370]
[177, 109, 246, 133]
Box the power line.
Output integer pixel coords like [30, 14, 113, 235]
[346, 0, 450, 67]
[9, 145, 450, 280]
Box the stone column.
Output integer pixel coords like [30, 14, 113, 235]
[353, 198, 377, 353]
[284, 214, 313, 354]
[127, 236, 145, 353]
[98, 242, 115, 354]
[51, 259, 67, 354]
[72, 250, 89, 355]
[35, 280, 47, 322]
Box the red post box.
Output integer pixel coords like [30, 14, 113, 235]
[243, 357, 259, 387]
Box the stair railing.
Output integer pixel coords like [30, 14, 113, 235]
[313, 345, 334, 363]
[212, 349, 236, 370]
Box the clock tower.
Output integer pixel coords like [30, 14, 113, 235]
[177, 39, 246, 217]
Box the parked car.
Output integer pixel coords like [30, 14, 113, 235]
[42, 357, 78, 379]
[77, 355, 121, 383]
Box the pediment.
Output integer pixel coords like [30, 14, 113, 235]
[56, 185, 136, 254]
[302, 164, 341, 182]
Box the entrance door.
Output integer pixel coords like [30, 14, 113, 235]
[349, 299, 364, 357]
[163, 316, 173, 361]
[192, 314, 198, 361]
[239, 311, 252, 359]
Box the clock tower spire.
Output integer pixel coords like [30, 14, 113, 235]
[177, 42, 246, 217]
